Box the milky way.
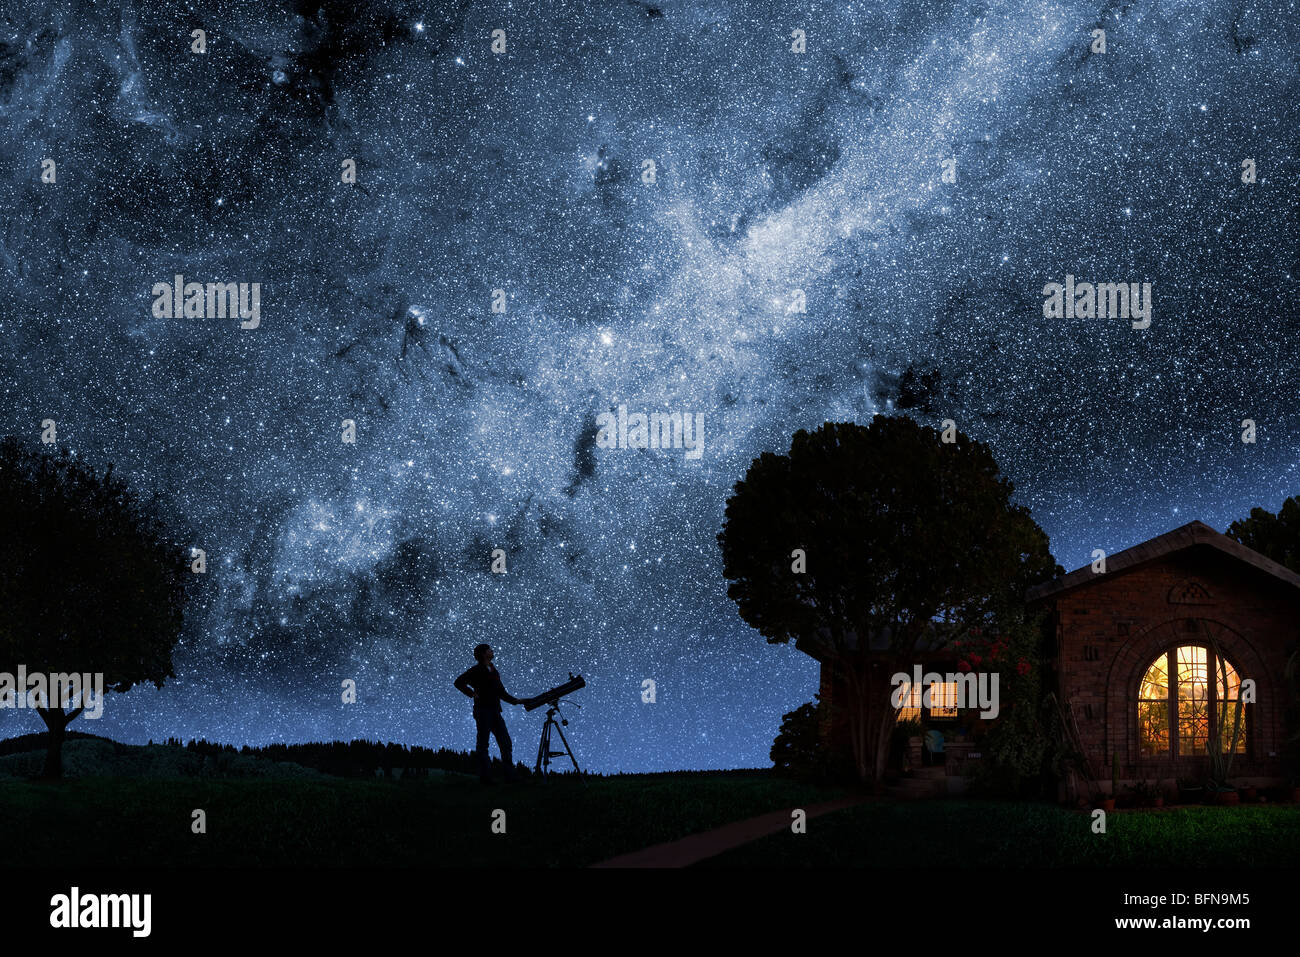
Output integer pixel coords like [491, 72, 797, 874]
[1, 0, 1297, 770]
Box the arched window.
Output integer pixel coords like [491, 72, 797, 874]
[1138, 644, 1246, 758]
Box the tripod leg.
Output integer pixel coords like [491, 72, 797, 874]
[535, 719, 548, 775]
[538, 717, 559, 777]
[551, 720, 584, 780]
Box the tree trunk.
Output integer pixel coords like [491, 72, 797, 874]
[871, 704, 894, 784]
[36, 706, 82, 780]
[839, 666, 869, 787]
[843, 662, 898, 793]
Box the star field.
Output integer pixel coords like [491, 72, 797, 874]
[1, 0, 1297, 770]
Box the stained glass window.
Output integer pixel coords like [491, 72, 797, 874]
[1216, 656, 1247, 755]
[1177, 645, 1209, 755]
[1137, 654, 1169, 756]
[1137, 640, 1246, 758]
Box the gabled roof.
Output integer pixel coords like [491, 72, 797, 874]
[1025, 519, 1300, 603]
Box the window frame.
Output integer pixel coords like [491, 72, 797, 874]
[1137, 643, 1247, 760]
[896, 680, 961, 722]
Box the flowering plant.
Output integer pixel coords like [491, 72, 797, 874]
[952, 606, 1053, 793]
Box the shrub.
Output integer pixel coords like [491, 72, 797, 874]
[771, 695, 855, 782]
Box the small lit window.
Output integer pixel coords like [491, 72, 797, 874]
[897, 682, 922, 722]
[929, 682, 959, 718]
[895, 682, 959, 721]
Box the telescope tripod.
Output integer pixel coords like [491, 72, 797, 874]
[534, 699, 585, 781]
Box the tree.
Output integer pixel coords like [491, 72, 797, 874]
[770, 694, 853, 781]
[0, 438, 189, 778]
[1227, 495, 1300, 574]
[718, 417, 1059, 788]
[1228, 495, 1300, 783]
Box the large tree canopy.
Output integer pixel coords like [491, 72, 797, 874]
[1227, 495, 1300, 574]
[718, 416, 1059, 785]
[1228, 494, 1300, 775]
[0, 438, 189, 778]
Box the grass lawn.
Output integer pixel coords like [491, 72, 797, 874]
[699, 799, 1300, 867]
[0, 771, 850, 867]
[8, 770, 1298, 867]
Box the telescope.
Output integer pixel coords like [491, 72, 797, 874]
[524, 673, 586, 780]
[523, 673, 585, 711]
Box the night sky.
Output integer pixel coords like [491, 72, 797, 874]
[1, 1, 1296, 772]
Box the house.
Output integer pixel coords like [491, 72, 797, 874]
[1027, 520, 1300, 800]
[810, 520, 1300, 798]
[810, 622, 980, 793]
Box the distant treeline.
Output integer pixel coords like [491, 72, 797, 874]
[158, 737, 529, 779]
[0, 731, 114, 757]
[0, 731, 527, 778]
[0, 731, 768, 778]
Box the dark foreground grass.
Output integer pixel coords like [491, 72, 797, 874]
[699, 799, 1300, 867]
[9, 774, 1297, 867]
[1, 771, 850, 867]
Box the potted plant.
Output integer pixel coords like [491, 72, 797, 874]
[1101, 751, 1119, 811]
[893, 717, 925, 774]
[1126, 778, 1162, 808]
[1177, 776, 1204, 805]
[1200, 626, 1245, 805]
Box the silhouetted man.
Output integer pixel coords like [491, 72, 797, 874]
[454, 644, 525, 784]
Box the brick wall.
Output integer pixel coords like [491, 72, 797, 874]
[1048, 546, 1298, 790]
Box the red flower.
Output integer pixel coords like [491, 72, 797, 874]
[957, 659, 971, 673]
[1016, 659, 1031, 676]
[969, 654, 983, 668]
